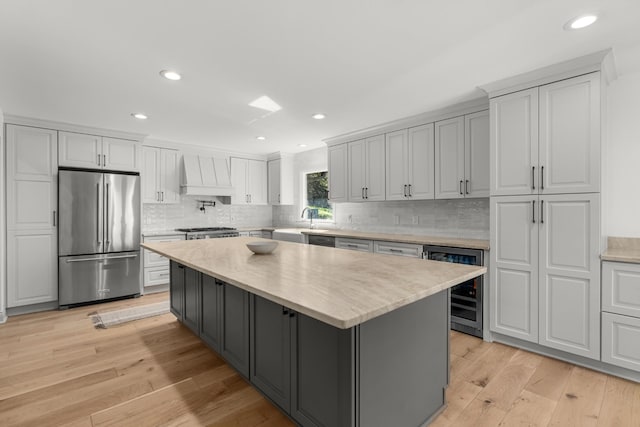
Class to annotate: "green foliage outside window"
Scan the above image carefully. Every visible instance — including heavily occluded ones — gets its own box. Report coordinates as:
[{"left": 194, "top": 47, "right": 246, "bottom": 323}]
[{"left": 306, "top": 171, "right": 332, "bottom": 220}]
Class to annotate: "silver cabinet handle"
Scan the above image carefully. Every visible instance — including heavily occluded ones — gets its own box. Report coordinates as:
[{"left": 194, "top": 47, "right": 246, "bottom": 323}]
[
  {"left": 389, "top": 248, "right": 402, "bottom": 253},
  {"left": 278, "top": 194, "right": 280, "bottom": 203},
  {"left": 540, "top": 199, "right": 544, "bottom": 224},
  {"left": 361, "top": 188, "right": 364, "bottom": 199},
  {"left": 96, "top": 183, "right": 101, "bottom": 245},
  {"left": 403, "top": 184, "right": 408, "bottom": 197},
  {"left": 161, "top": 191, "right": 164, "bottom": 202},
  {"left": 532, "top": 200, "right": 536, "bottom": 224},
  {"left": 365, "top": 187, "right": 369, "bottom": 199},
  {"left": 103, "top": 154, "right": 107, "bottom": 167},
  {"left": 347, "top": 244, "right": 358, "bottom": 248},
  {"left": 105, "top": 183, "right": 110, "bottom": 245},
  {"left": 97, "top": 154, "right": 101, "bottom": 166},
  {"left": 408, "top": 184, "right": 412, "bottom": 197},
  {"left": 540, "top": 166, "right": 544, "bottom": 190},
  {"left": 249, "top": 194, "right": 252, "bottom": 203},
  {"left": 459, "top": 180, "right": 463, "bottom": 195},
  {"left": 53, "top": 210, "right": 56, "bottom": 227},
  {"left": 532, "top": 166, "right": 535, "bottom": 190},
  {"left": 465, "top": 180, "right": 469, "bottom": 195}
]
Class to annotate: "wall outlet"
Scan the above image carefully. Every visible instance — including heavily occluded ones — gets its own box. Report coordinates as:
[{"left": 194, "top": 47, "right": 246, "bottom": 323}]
[
  {"left": 412, "top": 216, "right": 419, "bottom": 225},
  {"left": 393, "top": 215, "right": 400, "bottom": 225}
]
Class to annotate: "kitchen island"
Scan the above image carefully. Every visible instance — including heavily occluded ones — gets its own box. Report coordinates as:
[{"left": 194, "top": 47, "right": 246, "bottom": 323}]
[{"left": 142, "top": 237, "right": 486, "bottom": 427}]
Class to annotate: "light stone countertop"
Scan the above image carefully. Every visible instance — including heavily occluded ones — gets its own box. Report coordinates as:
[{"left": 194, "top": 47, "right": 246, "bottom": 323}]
[
  {"left": 142, "top": 236, "right": 486, "bottom": 329},
  {"left": 601, "top": 237, "right": 640, "bottom": 264},
  {"left": 300, "top": 229, "right": 490, "bottom": 250},
  {"left": 142, "top": 230, "right": 187, "bottom": 238}
]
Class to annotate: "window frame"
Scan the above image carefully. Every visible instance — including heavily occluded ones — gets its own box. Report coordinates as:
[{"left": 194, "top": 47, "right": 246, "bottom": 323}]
[{"left": 300, "top": 169, "right": 334, "bottom": 224}]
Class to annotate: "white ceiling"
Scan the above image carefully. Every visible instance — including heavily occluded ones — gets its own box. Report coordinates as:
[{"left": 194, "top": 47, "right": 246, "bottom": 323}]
[{"left": 1, "top": 0, "right": 639, "bottom": 155}]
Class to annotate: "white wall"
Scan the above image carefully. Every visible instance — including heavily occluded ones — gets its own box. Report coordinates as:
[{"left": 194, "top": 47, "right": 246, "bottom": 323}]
[{"left": 605, "top": 71, "right": 640, "bottom": 238}]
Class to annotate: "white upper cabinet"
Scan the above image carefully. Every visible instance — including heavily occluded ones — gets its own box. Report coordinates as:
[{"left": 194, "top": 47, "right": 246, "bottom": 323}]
[
  {"left": 6, "top": 124, "right": 58, "bottom": 307},
  {"left": 328, "top": 144, "right": 348, "bottom": 203},
  {"left": 268, "top": 156, "right": 294, "bottom": 205},
  {"left": 465, "top": 110, "right": 490, "bottom": 197},
  {"left": 348, "top": 135, "right": 385, "bottom": 201},
  {"left": 538, "top": 73, "right": 600, "bottom": 194},
  {"left": 490, "top": 73, "right": 600, "bottom": 196},
  {"left": 386, "top": 124, "right": 435, "bottom": 201},
  {"left": 59, "top": 131, "right": 140, "bottom": 172},
  {"left": 231, "top": 158, "right": 267, "bottom": 205},
  {"left": 142, "top": 146, "right": 180, "bottom": 204},
  {"left": 435, "top": 116, "right": 465, "bottom": 199},
  {"left": 435, "top": 113, "right": 488, "bottom": 200}
]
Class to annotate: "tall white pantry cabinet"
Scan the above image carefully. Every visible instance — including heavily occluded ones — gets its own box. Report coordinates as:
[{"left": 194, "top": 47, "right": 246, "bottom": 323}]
[{"left": 489, "top": 72, "right": 603, "bottom": 360}]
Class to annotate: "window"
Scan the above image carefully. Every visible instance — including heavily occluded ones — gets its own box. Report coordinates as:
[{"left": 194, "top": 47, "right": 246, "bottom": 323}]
[{"left": 303, "top": 171, "right": 333, "bottom": 220}]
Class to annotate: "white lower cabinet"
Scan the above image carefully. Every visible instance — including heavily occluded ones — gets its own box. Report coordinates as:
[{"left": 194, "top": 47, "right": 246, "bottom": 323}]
[
  {"left": 373, "top": 241, "right": 423, "bottom": 258},
  {"left": 490, "top": 193, "right": 600, "bottom": 359},
  {"left": 335, "top": 238, "right": 373, "bottom": 252},
  {"left": 601, "top": 261, "right": 640, "bottom": 372},
  {"left": 143, "top": 234, "right": 185, "bottom": 291}
]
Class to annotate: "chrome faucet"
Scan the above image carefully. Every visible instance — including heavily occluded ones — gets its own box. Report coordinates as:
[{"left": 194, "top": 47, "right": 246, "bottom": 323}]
[{"left": 301, "top": 207, "right": 314, "bottom": 229}]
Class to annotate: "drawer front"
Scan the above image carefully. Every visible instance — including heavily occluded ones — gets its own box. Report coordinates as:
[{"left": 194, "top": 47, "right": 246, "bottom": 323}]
[
  {"left": 374, "top": 241, "right": 423, "bottom": 258},
  {"left": 144, "top": 267, "right": 171, "bottom": 287},
  {"left": 602, "top": 261, "right": 640, "bottom": 317},
  {"left": 335, "top": 238, "right": 373, "bottom": 252},
  {"left": 143, "top": 235, "right": 185, "bottom": 268},
  {"left": 602, "top": 312, "right": 640, "bottom": 372},
  {"left": 261, "top": 231, "right": 272, "bottom": 239},
  {"left": 249, "top": 231, "right": 263, "bottom": 237}
]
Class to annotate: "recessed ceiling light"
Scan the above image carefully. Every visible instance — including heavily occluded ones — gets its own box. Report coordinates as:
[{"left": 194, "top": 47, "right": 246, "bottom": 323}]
[
  {"left": 160, "top": 70, "right": 181, "bottom": 81},
  {"left": 312, "top": 113, "right": 326, "bottom": 120},
  {"left": 131, "top": 113, "right": 148, "bottom": 120},
  {"left": 249, "top": 95, "right": 282, "bottom": 113},
  {"left": 298, "top": 144, "right": 307, "bottom": 148},
  {"left": 564, "top": 14, "right": 598, "bottom": 30},
  {"left": 256, "top": 136, "right": 266, "bottom": 141}
]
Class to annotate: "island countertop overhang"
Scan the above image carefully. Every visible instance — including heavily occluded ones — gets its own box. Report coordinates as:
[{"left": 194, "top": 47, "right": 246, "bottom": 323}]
[{"left": 142, "top": 237, "right": 486, "bottom": 329}]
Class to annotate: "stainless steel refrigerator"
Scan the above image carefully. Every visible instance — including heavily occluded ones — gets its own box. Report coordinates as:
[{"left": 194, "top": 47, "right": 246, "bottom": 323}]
[{"left": 58, "top": 169, "right": 141, "bottom": 306}]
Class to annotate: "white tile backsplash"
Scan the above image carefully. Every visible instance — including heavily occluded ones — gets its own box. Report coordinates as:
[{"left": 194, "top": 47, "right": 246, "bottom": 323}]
[
  {"left": 274, "top": 198, "right": 489, "bottom": 240},
  {"left": 142, "top": 196, "right": 272, "bottom": 232}
]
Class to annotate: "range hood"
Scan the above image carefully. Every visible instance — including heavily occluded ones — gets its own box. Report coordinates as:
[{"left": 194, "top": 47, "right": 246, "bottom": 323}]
[{"left": 181, "top": 154, "right": 235, "bottom": 199}]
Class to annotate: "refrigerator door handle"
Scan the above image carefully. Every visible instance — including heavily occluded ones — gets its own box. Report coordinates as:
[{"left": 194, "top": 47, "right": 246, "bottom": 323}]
[
  {"left": 105, "top": 253, "right": 138, "bottom": 260},
  {"left": 66, "top": 256, "right": 105, "bottom": 263},
  {"left": 105, "top": 183, "right": 110, "bottom": 245},
  {"left": 96, "top": 183, "right": 101, "bottom": 245}
]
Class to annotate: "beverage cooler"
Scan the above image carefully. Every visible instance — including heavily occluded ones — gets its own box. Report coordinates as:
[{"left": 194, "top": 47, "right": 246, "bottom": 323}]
[{"left": 424, "top": 245, "right": 484, "bottom": 338}]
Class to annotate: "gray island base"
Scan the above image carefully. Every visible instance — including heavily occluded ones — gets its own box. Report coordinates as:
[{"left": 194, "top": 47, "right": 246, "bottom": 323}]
[{"left": 143, "top": 237, "right": 486, "bottom": 427}]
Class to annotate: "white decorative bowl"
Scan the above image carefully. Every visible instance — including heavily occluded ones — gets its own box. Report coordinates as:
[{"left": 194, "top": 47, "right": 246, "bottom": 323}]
[{"left": 246, "top": 241, "right": 278, "bottom": 254}]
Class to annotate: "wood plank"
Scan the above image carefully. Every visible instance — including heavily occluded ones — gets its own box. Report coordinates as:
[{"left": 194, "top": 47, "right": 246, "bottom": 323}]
[
  {"left": 548, "top": 366, "right": 607, "bottom": 427},
  {"left": 450, "top": 331, "right": 492, "bottom": 361},
  {"left": 475, "top": 354, "right": 537, "bottom": 411},
  {"left": 498, "top": 389, "right": 557, "bottom": 426},
  {"left": 447, "top": 397, "right": 508, "bottom": 427},
  {"left": 455, "top": 342, "right": 518, "bottom": 388},
  {"left": 430, "top": 378, "right": 483, "bottom": 426},
  {"left": 597, "top": 376, "right": 640, "bottom": 427},
  {"left": 524, "top": 356, "right": 574, "bottom": 401}
]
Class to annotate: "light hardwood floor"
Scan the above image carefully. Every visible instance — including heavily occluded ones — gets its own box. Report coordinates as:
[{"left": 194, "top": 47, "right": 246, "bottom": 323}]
[{"left": 1, "top": 293, "right": 638, "bottom": 426}]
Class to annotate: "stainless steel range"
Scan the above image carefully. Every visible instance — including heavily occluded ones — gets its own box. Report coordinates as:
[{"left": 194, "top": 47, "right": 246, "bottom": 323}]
[{"left": 176, "top": 227, "right": 240, "bottom": 239}]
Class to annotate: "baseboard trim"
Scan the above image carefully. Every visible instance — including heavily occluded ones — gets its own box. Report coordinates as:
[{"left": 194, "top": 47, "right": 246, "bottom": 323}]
[
  {"left": 7, "top": 301, "right": 59, "bottom": 317},
  {"left": 492, "top": 332, "right": 640, "bottom": 383}
]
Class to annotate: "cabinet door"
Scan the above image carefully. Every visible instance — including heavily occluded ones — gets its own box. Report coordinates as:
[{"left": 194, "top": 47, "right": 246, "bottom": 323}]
[
  {"left": 602, "top": 262, "right": 640, "bottom": 318},
  {"left": 200, "top": 276, "right": 222, "bottom": 352},
  {"left": 231, "top": 158, "right": 248, "bottom": 204},
  {"left": 268, "top": 159, "right": 281, "bottom": 204},
  {"left": 170, "top": 262, "right": 185, "bottom": 321},
  {"left": 601, "top": 312, "right": 640, "bottom": 372},
  {"left": 538, "top": 193, "right": 600, "bottom": 359},
  {"left": 385, "top": 130, "right": 408, "bottom": 201},
  {"left": 490, "top": 196, "right": 538, "bottom": 343},
  {"left": 465, "top": 110, "right": 490, "bottom": 198},
  {"left": 103, "top": 137, "right": 139, "bottom": 172},
  {"left": 435, "top": 116, "right": 465, "bottom": 199},
  {"left": 490, "top": 88, "right": 538, "bottom": 196},
  {"left": 407, "top": 123, "right": 435, "bottom": 200},
  {"left": 250, "top": 295, "right": 291, "bottom": 411},
  {"left": 6, "top": 125, "right": 58, "bottom": 231},
  {"left": 364, "top": 134, "right": 385, "bottom": 201},
  {"left": 539, "top": 73, "right": 600, "bottom": 194},
  {"left": 221, "top": 284, "right": 250, "bottom": 377},
  {"left": 7, "top": 230, "right": 57, "bottom": 307},
  {"left": 183, "top": 267, "right": 200, "bottom": 334},
  {"left": 248, "top": 160, "right": 267, "bottom": 204},
  {"left": 291, "top": 312, "right": 354, "bottom": 427},
  {"left": 348, "top": 139, "right": 366, "bottom": 201},
  {"left": 59, "top": 131, "right": 102, "bottom": 169},
  {"left": 160, "top": 149, "right": 180, "bottom": 204},
  {"left": 328, "top": 144, "right": 348, "bottom": 202},
  {"left": 142, "top": 146, "right": 160, "bottom": 203}
]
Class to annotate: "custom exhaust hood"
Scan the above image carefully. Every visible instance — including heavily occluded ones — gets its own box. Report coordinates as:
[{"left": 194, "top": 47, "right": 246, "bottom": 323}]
[{"left": 181, "top": 154, "right": 234, "bottom": 201}]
